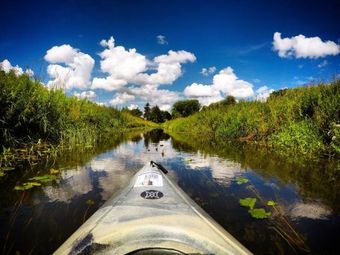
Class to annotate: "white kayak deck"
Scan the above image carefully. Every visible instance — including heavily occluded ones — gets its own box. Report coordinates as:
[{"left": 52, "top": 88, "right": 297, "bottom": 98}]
[{"left": 54, "top": 162, "right": 252, "bottom": 255}]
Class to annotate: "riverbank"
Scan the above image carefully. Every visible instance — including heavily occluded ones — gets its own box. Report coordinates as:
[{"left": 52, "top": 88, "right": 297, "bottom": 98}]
[
  {"left": 0, "top": 71, "right": 156, "bottom": 171},
  {"left": 163, "top": 80, "right": 340, "bottom": 157}
]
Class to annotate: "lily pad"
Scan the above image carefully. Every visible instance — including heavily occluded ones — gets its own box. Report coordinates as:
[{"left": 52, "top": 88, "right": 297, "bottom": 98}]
[
  {"left": 236, "top": 177, "right": 249, "bottom": 185},
  {"left": 0, "top": 171, "right": 5, "bottom": 177},
  {"left": 267, "top": 200, "right": 277, "bottom": 206},
  {"left": 249, "top": 208, "right": 271, "bottom": 219},
  {"left": 239, "top": 198, "right": 256, "bottom": 209}
]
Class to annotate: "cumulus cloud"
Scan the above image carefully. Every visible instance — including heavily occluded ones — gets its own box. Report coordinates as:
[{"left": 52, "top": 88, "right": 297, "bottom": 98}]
[
  {"left": 255, "top": 86, "right": 274, "bottom": 102},
  {"left": 94, "top": 37, "right": 195, "bottom": 89},
  {"left": 184, "top": 67, "right": 254, "bottom": 105},
  {"left": 45, "top": 45, "right": 95, "bottom": 89},
  {"left": 73, "top": 90, "right": 96, "bottom": 100},
  {"left": 128, "top": 104, "right": 139, "bottom": 110},
  {"left": 92, "top": 76, "right": 127, "bottom": 91},
  {"left": 0, "top": 59, "right": 33, "bottom": 76},
  {"left": 110, "top": 92, "right": 135, "bottom": 106},
  {"left": 98, "top": 37, "right": 147, "bottom": 82},
  {"left": 92, "top": 36, "right": 195, "bottom": 109},
  {"left": 273, "top": 32, "right": 340, "bottom": 58},
  {"left": 157, "top": 35, "right": 168, "bottom": 45},
  {"left": 201, "top": 66, "right": 216, "bottom": 76}
]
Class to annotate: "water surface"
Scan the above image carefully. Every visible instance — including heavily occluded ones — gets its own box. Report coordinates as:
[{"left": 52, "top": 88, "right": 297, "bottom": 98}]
[{"left": 0, "top": 129, "right": 339, "bottom": 254}]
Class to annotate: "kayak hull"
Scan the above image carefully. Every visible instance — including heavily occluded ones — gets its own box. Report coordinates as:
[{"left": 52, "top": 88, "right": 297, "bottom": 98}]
[{"left": 54, "top": 162, "right": 252, "bottom": 255}]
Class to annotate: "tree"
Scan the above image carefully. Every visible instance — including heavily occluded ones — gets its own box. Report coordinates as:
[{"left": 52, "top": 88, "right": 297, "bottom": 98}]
[
  {"left": 129, "top": 108, "right": 143, "bottom": 117},
  {"left": 162, "top": 111, "right": 172, "bottom": 121},
  {"left": 171, "top": 99, "right": 200, "bottom": 118},
  {"left": 144, "top": 105, "right": 172, "bottom": 123},
  {"left": 221, "top": 95, "right": 236, "bottom": 106},
  {"left": 149, "top": 105, "right": 163, "bottom": 123},
  {"left": 144, "top": 103, "right": 151, "bottom": 119}
]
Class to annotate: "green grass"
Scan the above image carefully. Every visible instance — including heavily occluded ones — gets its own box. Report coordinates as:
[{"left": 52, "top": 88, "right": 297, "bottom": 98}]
[
  {"left": 163, "top": 80, "right": 340, "bottom": 156},
  {"left": 0, "top": 70, "right": 156, "bottom": 148}
]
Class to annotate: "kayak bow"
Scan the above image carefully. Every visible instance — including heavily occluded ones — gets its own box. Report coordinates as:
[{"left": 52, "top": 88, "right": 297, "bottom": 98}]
[{"left": 54, "top": 161, "right": 252, "bottom": 255}]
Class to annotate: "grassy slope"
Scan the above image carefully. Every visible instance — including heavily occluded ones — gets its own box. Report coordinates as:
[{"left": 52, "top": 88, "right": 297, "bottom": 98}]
[
  {"left": 0, "top": 70, "right": 156, "bottom": 148},
  {"left": 163, "top": 80, "right": 340, "bottom": 156}
]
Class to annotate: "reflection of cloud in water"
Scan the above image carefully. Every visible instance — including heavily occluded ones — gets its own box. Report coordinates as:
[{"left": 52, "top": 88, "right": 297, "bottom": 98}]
[
  {"left": 185, "top": 153, "right": 244, "bottom": 184},
  {"left": 44, "top": 137, "right": 245, "bottom": 203},
  {"left": 90, "top": 157, "right": 125, "bottom": 172},
  {"left": 92, "top": 157, "right": 134, "bottom": 200},
  {"left": 44, "top": 167, "right": 93, "bottom": 203},
  {"left": 113, "top": 139, "right": 178, "bottom": 164},
  {"left": 289, "top": 202, "right": 331, "bottom": 220}
]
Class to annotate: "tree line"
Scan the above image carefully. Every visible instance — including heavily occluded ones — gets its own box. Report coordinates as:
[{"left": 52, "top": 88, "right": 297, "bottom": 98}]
[{"left": 123, "top": 99, "right": 202, "bottom": 123}]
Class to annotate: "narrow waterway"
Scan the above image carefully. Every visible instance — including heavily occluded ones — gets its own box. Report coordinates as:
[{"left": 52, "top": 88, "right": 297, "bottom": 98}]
[{"left": 0, "top": 129, "right": 339, "bottom": 254}]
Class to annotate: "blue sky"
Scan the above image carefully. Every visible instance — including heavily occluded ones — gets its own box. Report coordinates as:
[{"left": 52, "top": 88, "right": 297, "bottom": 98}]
[{"left": 1, "top": 0, "right": 339, "bottom": 110}]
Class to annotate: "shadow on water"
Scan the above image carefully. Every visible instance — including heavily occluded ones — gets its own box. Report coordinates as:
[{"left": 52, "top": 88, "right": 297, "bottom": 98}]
[{"left": 0, "top": 129, "right": 339, "bottom": 255}]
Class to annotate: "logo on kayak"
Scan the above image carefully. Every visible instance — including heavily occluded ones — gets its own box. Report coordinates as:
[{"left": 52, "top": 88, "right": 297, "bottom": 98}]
[{"left": 141, "top": 190, "right": 164, "bottom": 199}]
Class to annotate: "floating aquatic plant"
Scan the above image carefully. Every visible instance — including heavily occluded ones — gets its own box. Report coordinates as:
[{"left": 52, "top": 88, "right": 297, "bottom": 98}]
[
  {"left": 14, "top": 171, "right": 60, "bottom": 191},
  {"left": 239, "top": 197, "right": 256, "bottom": 209},
  {"left": 28, "top": 174, "right": 57, "bottom": 182},
  {"left": 236, "top": 177, "right": 249, "bottom": 185},
  {"left": 267, "top": 200, "right": 277, "bottom": 206},
  {"left": 14, "top": 182, "right": 41, "bottom": 190},
  {"left": 249, "top": 208, "right": 271, "bottom": 219}
]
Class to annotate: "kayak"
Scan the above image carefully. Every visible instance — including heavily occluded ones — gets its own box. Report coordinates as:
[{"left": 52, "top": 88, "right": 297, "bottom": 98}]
[{"left": 54, "top": 161, "right": 252, "bottom": 255}]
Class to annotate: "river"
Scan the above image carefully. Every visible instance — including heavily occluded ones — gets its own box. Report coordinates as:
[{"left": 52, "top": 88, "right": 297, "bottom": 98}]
[{"left": 0, "top": 129, "right": 339, "bottom": 254}]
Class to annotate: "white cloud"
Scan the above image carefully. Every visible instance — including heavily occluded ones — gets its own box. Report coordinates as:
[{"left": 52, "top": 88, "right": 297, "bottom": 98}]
[
  {"left": 273, "top": 32, "right": 340, "bottom": 58},
  {"left": 0, "top": 59, "right": 26, "bottom": 76},
  {"left": 154, "top": 50, "right": 196, "bottom": 64},
  {"left": 91, "top": 36, "right": 195, "bottom": 109},
  {"left": 110, "top": 92, "right": 135, "bottom": 105},
  {"left": 128, "top": 104, "right": 139, "bottom": 110},
  {"left": 184, "top": 83, "right": 221, "bottom": 98},
  {"left": 157, "top": 35, "right": 168, "bottom": 45},
  {"left": 201, "top": 66, "right": 216, "bottom": 76},
  {"left": 131, "top": 85, "right": 180, "bottom": 109},
  {"left": 73, "top": 90, "right": 96, "bottom": 100},
  {"left": 184, "top": 67, "right": 254, "bottom": 106},
  {"left": 98, "top": 36, "right": 147, "bottom": 82},
  {"left": 45, "top": 45, "right": 95, "bottom": 90},
  {"left": 92, "top": 76, "right": 127, "bottom": 91},
  {"left": 25, "top": 69, "right": 34, "bottom": 77},
  {"left": 317, "top": 60, "right": 328, "bottom": 68},
  {"left": 93, "top": 37, "right": 195, "bottom": 89},
  {"left": 255, "top": 86, "right": 274, "bottom": 102}
]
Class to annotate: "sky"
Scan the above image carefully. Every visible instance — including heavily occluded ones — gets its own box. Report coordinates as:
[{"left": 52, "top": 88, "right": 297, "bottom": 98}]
[{"left": 1, "top": 0, "right": 339, "bottom": 110}]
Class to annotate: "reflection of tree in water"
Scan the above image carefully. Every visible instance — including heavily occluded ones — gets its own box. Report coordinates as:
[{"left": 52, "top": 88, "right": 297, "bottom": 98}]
[
  {"left": 169, "top": 132, "right": 340, "bottom": 214},
  {"left": 143, "top": 129, "right": 170, "bottom": 148},
  {"left": 171, "top": 137, "right": 196, "bottom": 153},
  {"left": 130, "top": 133, "right": 143, "bottom": 143}
]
